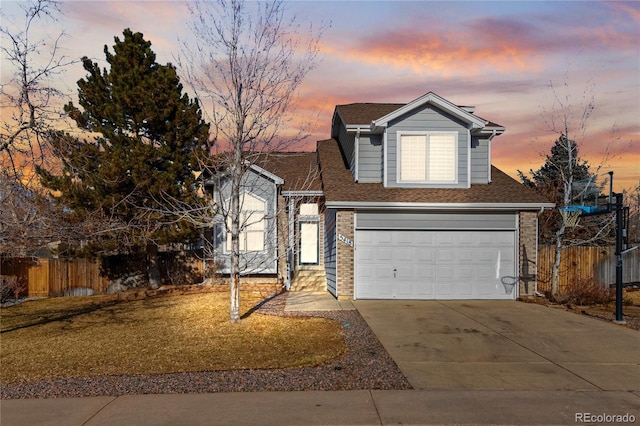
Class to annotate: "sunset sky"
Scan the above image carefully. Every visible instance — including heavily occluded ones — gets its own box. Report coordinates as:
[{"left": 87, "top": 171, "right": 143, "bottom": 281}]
[{"left": 2, "top": 0, "right": 638, "bottom": 191}]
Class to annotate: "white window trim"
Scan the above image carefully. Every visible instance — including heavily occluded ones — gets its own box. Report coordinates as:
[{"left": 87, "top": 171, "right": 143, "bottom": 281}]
[{"left": 396, "top": 131, "right": 458, "bottom": 184}]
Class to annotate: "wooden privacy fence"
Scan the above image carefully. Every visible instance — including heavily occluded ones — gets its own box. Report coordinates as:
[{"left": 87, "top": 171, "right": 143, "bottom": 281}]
[
  {"left": 1, "top": 258, "right": 109, "bottom": 297},
  {"left": 537, "top": 246, "right": 640, "bottom": 294},
  {"left": 1, "top": 252, "right": 204, "bottom": 298}
]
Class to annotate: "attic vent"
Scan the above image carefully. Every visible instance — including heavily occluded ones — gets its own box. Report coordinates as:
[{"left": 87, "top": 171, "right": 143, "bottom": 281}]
[{"left": 460, "top": 106, "right": 476, "bottom": 113}]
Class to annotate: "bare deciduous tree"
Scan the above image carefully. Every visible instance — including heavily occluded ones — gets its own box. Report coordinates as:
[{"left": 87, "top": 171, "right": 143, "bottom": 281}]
[
  {"left": 521, "top": 79, "right": 617, "bottom": 299},
  {"left": 0, "top": 0, "right": 77, "bottom": 182},
  {"left": 177, "top": 0, "right": 324, "bottom": 322},
  {"left": 0, "top": 0, "right": 80, "bottom": 259}
]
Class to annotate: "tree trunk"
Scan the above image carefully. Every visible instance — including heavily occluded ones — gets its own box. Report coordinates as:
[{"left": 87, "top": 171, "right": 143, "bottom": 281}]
[
  {"left": 229, "top": 161, "right": 242, "bottom": 323},
  {"left": 550, "top": 222, "right": 565, "bottom": 301},
  {"left": 148, "top": 242, "right": 161, "bottom": 289}
]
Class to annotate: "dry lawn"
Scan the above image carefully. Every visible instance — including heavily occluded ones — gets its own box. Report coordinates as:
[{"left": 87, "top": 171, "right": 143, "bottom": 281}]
[
  {"left": 576, "top": 288, "right": 640, "bottom": 330},
  {"left": 0, "top": 291, "right": 346, "bottom": 384},
  {"left": 526, "top": 288, "right": 640, "bottom": 331}
]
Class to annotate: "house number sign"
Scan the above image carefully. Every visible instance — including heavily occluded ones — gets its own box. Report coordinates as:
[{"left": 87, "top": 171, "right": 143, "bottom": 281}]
[{"left": 338, "top": 234, "right": 353, "bottom": 247}]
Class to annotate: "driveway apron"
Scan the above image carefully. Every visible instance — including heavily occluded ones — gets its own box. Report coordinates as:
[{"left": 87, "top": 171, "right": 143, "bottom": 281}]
[{"left": 353, "top": 300, "right": 640, "bottom": 391}]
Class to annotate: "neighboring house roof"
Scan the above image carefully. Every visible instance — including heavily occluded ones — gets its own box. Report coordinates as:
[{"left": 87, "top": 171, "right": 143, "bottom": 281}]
[
  {"left": 202, "top": 152, "right": 322, "bottom": 194},
  {"left": 256, "top": 152, "right": 323, "bottom": 193},
  {"left": 317, "top": 139, "right": 553, "bottom": 209}
]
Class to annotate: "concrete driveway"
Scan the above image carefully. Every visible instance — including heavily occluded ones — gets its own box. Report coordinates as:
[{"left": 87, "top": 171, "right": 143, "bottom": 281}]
[{"left": 354, "top": 300, "right": 640, "bottom": 391}]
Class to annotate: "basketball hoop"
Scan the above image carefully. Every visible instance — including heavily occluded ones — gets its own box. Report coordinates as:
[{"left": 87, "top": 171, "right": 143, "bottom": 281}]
[
  {"left": 500, "top": 276, "right": 518, "bottom": 295},
  {"left": 559, "top": 206, "right": 582, "bottom": 228}
]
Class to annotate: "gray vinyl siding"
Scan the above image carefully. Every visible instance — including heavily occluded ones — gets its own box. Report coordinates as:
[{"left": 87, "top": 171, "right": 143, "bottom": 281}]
[
  {"left": 386, "top": 104, "right": 468, "bottom": 188},
  {"left": 471, "top": 136, "right": 490, "bottom": 183},
  {"left": 337, "top": 123, "right": 356, "bottom": 176},
  {"left": 213, "top": 169, "right": 279, "bottom": 274},
  {"left": 324, "top": 208, "right": 337, "bottom": 296},
  {"left": 356, "top": 211, "right": 517, "bottom": 231},
  {"left": 357, "top": 133, "right": 382, "bottom": 182}
]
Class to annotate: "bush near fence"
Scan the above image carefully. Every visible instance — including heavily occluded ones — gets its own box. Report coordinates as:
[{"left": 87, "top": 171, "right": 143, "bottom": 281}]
[
  {"left": 537, "top": 245, "right": 640, "bottom": 294},
  {"left": 0, "top": 251, "right": 206, "bottom": 298}
]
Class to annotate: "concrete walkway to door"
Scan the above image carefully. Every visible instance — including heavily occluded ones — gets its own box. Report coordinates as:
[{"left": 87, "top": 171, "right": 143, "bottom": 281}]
[{"left": 353, "top": 300, "right": 640, "bottom": 391}]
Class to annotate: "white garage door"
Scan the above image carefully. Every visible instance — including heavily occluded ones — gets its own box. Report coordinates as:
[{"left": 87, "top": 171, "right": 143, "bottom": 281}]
[{"left": 355, "top": 230, "right": 516, "bottom": 300}]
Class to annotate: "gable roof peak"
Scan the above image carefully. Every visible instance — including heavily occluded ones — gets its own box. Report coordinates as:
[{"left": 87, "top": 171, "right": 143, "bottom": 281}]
[{"left": 371, "top": 91, "right": 486, "bottom": 131}]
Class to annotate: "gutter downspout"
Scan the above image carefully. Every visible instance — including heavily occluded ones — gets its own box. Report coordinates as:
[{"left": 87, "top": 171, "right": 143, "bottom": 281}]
[
  {"left": 534, "top": 206, "right": 545, "bottom": 297},
  {"left": 487, "top": 129, "right": 497, "bottom": 183},
  {"left": 354, "top": 128, "right": 360, "bottom": 182},
  {"left": 285, "top": 197, "right": 295, "bottom": 290}
]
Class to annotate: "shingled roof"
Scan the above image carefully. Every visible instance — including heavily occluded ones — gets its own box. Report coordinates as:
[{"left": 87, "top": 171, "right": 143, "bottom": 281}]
[
  {"left": 335, "top": 103, "right": 404, "bottom": 125},
  {"left": 256, "top": 152, "right": 322, "bottom": 193},
  {"left": 317, "top": 139, "right": 552, "bottom": 207},
  {"left": 335, "top": 102, "right": 503, "bottom": 128}
]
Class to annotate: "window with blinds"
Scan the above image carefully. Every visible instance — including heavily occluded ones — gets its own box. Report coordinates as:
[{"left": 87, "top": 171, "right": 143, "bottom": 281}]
[{"left": 398, "top": 132, "right": 457, "bottom": 183}]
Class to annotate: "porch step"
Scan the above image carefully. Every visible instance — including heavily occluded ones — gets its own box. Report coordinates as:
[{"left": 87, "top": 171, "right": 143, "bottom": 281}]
[{"left": 289, "top": 269, "right": 327, "bottom": 292}]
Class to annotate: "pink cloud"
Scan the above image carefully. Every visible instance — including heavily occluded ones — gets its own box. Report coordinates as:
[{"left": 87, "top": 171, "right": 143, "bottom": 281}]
[{"left": 324, "top": 29, "right": 539, "bottom": 76}]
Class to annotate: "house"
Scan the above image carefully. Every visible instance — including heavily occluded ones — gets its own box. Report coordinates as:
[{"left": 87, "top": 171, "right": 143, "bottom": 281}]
[
  {"left": 209, "top": 91, "right": 554, "bottom": 300},
  {"left": 206, "top": 152, "right": 324, "bottom": 285}
]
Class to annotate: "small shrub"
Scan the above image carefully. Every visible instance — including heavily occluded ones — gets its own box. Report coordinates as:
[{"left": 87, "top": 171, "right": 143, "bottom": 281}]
[
  {"left": 0, "top": 275, "right": 26, "bottom": 303},
  {"left": 563, "top": 278, "right": 614, "bottom": 306}
]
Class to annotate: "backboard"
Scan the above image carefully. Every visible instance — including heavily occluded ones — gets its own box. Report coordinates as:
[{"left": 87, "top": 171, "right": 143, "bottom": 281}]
[{"left": 568, "top": 172, "right": 613, "bottom": 216}]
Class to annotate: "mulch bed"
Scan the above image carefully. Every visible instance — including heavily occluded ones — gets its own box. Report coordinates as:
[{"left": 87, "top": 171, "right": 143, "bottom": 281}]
[{"left": 1, "top": 292, "right": 412, "bottom": 399}]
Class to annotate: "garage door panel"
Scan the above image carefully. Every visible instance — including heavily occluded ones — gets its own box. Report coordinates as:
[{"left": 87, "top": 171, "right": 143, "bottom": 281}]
[
  {"left": 476, "top": 233, "right": 495, "bottom": 246},
  {"left": 476, "top": 265, "right": 494, "bottom": 280},
  {"left": 436, "top": 232, "right": 455, "bottom": 246},
  {"left": 416, "top": 248, "right": 436, "bottom": 262},
  {"left": 437, "top": 249, "right": 455, "bottom": 263},
  {"left": 375, "top": 265, "right": 395, "bottom": 280},
  {"left": 394, "top": 231, "right": 413, "bottom": 245},
  {"left": 377, "top": 232, "right": 393, "bottom": 244},
  {"left": 458, "top": 249, "right": 474, "bottom": 263},
  {"left": 377, "top": 247, "right": 394, "bottom": 261},
  {"left": 396, "top": 248, "right": 414, "bottom": 263},
  {"left": 456, "top": 232, "right": 474, "bottom": 245},
  {"left": 355, "top": 230, "right": 516, "bottom": 300},
  {"left": 415, "top": 232, "right": 436, "bottom": 245}
]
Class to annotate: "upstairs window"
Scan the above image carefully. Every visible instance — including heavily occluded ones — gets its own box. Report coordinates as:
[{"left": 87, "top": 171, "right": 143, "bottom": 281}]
[
  {"left": 398, "top": 132, "right": 457, "bottom": 183},
  {"left": 226, "top": 193, "right": 265, "bottom": 252}
]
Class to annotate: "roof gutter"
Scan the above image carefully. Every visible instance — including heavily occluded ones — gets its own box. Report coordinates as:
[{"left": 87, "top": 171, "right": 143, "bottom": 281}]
[
  {"left": 324, "top": 201, "right": 555, "bottom": 210},
  {"left": 282, "top": 190, "right": 324, "bottom": 197}
]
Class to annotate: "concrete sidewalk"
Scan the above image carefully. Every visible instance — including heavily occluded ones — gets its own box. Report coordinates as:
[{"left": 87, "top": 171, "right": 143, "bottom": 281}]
[
  {"left": 284, "top": 291, "right": 355, "bottom": 311},
  {"left": 3, "top": 389, "right": 639, "bottom": 425}
]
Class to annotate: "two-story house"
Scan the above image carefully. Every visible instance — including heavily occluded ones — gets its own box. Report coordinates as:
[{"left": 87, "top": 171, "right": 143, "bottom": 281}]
[{"left": 209, "top": 91, "right": 553, "bottom": 300}]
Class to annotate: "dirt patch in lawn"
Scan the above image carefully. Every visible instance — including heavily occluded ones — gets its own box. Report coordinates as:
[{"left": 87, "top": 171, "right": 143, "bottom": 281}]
[{"left": 1, "top": 287, "right": 346, "bottom": 385}]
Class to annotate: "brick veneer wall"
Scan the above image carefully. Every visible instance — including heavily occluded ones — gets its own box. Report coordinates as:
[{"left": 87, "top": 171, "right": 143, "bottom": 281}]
[
  {"left": 336, "top": 210, "right": 354, "bottom": 299},
  {"left": 519, "top": 211, "right": 538, "bottom": 297}
]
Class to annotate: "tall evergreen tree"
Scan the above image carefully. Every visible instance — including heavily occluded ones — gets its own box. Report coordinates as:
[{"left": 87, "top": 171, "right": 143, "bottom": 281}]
[
  {"left": 519, "top": 134, "right": 593, "bottom": 243},
  {"left": 37, "top": 29, "right": 210, "bottom": 288}
]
